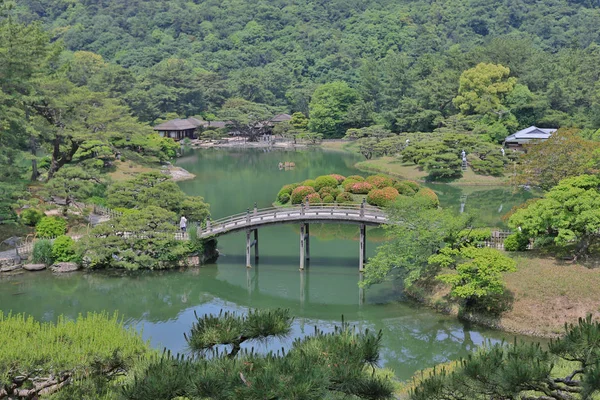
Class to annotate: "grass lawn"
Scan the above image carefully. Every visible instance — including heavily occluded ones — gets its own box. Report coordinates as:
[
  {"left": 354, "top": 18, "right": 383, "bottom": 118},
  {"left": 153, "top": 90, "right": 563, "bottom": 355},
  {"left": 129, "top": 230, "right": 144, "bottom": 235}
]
[
  {"left": 355, "top": 157, "right": 509, "bottom": 186},
  {"left": 411, "top": 251, "right": 600, "bottom": 338},
  {"left": 501, "top": 252, "right": 600, "bottom": 337},
  {"left": 320, "top": 140, "right": 360, "bottom": 153},
  {"left": 108, "top": 159, "right": 155, "bottom": 182}
]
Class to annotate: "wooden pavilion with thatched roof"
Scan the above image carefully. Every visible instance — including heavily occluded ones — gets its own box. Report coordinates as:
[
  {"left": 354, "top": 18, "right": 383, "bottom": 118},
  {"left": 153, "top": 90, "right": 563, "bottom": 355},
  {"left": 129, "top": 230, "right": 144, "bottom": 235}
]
[{"left": 153, "top": 118, "right": 204, "bottom": 141}]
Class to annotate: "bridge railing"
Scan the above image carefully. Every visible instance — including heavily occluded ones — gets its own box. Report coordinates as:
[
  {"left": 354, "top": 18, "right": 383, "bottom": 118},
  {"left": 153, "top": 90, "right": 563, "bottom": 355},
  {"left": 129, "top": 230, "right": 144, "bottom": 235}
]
[{"left": 200, "top": 204, "right": 387, "bottom": 235}]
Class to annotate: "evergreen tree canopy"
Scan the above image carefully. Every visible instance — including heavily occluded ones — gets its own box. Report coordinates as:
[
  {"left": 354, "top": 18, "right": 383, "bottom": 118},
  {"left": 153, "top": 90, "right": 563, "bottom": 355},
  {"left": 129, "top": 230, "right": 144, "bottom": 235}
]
[{"left": 123, "top": 309, "right": 395, "bottom": 400}]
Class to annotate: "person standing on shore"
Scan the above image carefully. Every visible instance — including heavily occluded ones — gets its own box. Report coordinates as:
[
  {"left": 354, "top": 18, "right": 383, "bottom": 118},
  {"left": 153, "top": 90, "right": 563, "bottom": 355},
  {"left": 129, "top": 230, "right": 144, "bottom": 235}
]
[{"left": 180, "top": 215, "right": 188, "bottom": 232}]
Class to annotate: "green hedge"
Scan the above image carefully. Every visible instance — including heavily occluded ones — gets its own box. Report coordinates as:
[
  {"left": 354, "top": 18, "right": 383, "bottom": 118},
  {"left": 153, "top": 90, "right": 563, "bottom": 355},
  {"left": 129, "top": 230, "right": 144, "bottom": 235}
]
[
  {"left": 504, "top": 233, "right": 529, "bottom": 251},
  {"left": 366, "top": 174, "right": 393, "bottom": 189},
  {"left": 322, "top": 194, "right": 334, "bottom": 203},
  {"left": 52, "top": 235, "right": 78, "bottom": 262},
  {"left": 366, "top": 187, "right": 400, "bottom": 207},
  {"left": 394, "top": 182, "right": 416, "bottom": 196},
  {"left": 20, "top": 209, "right": 44, "bottom": 226},
  {"left": 306, "top": 193, "right": 322, "bottom": 204},
  {"left": 291, "top": 186, "right": 316, "bottom": 204},
  {"left": 349, "top": 182, "right": 374, "bottom": 194},
  {"left": 314, "top": 175, "right": 338, "bottom": 192},
  {"left": 36, "top": 216, "right": 67, "bottom": 238},
  {"left": 277, "top": 183, "right": 299, "bottom": 203},
  {"left": 415, "top": 187, "right": 439, "bottom": 208},
  {"left": 336, "top": 192, "right": 354, "bottom": 203}
]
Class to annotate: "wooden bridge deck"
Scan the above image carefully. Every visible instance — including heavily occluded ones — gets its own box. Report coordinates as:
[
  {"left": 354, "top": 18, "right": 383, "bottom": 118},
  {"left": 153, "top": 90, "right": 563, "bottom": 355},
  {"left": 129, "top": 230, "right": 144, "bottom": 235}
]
[{"left": 198, "top": 204, "right": 388, "bottom": 238}]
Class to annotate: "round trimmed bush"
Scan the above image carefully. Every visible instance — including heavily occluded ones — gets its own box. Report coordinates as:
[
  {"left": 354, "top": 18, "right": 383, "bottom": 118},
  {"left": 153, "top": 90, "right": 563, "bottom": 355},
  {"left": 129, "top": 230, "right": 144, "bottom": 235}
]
[
  {"left": 366, "top": 174, "right": 393, "bottom": 189},
  {"left": 277, "top": 183, "right": 299, "bottom": 202},
  {"left": 291, "top": 186, "right": 316, "bottom": 204},
  {"left": 319, "top": 186, "right": 341, "bottom": 198},
  {"left": 394, "top": 182, "right": 416, "bottom": 196},
  {"left": 322, "top": 195, "right": 335, "bottom": 203},
  {"left": 329, "top": 174, "right": 346, "bottom": 184},
  {"left": 306, "top": 192, "right": 321, "bottom": 204},
  {"left": 20, "top": 208, "right": 44, "bottom": 226},
  {"left": 342, "top": 178, "right": 360, "bottom": 191},
  {"left": 279, "top": 193, "right": 291, "bottom": 204},
  {"left": 314, "top": 175, "right": 338, "bottom": 192},
  {"left": 367, "top": 187, "right": 400, "bottom": 207},
  {"left": 36, "top": 216, "right": 67, "bottom": 238},
  {"left": 349, "top": 182, "right": 374, "bottom": 194},
  {"left": 404, "top": 181, "right": 420, "bottom": 192},
  {"left": 415, "top": 187, "right": 439, "bottom": 208},
  {"left": 336, "top": 192, "right": 354, "bottom": 203},
  {"left": 301, "top": 179, "right": 316, "bottom": 188},
  {"left": 504, "top": 233, "right": 529, "bottom": 251},
  {"left": 52, "top": 235, "right": 78, "bottom": 262},
  {"left": 347, "top": 175, "right": 364, "bottom": 182}
]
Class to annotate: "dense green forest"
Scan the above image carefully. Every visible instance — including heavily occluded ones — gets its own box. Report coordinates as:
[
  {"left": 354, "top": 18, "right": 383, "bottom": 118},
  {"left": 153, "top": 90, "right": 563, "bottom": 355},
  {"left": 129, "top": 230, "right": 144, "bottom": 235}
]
[{"left": 13, "top": 0, "right": 600, "bottom": 134}]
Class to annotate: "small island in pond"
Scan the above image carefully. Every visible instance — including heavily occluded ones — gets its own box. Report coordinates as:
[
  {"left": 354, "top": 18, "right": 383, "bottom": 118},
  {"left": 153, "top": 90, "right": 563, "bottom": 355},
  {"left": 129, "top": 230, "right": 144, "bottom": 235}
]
[{"left": 275, "top": 173, "right": 439, "bottom": 208}]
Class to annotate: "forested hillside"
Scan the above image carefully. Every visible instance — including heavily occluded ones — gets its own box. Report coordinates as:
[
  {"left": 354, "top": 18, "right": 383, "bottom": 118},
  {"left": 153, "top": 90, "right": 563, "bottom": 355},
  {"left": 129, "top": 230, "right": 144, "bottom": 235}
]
[{"left": 13, "top": 0, "right": 600, "bottom": 132}]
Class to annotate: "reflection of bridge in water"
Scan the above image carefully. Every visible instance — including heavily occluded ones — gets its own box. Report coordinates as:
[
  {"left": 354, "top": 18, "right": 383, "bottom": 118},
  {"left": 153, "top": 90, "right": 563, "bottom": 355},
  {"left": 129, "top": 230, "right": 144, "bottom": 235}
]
[{"left": 198, "top": 202, "right": 388, "bottom": 270}]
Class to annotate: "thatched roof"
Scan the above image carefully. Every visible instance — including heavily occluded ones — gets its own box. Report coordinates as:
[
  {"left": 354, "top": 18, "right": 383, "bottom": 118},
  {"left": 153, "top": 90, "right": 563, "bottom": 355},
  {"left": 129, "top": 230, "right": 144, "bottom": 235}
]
[
  {"left": 270, "top": 113, "right": 292, "bottom": 123},
  {"left": 153, "top": 119, "right": 198, "bottom": 131}
]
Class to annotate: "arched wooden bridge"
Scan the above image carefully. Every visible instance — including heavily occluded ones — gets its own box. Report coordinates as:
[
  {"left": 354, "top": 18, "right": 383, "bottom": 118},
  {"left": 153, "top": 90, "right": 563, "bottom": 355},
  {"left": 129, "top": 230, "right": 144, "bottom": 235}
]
[{"left": 198, "top": 202, "right": 388, "bottom": 271}]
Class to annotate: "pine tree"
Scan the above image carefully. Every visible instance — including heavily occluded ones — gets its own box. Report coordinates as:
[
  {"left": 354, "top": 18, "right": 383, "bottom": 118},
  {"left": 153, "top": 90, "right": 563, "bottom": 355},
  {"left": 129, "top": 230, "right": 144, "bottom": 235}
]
[
  {"left": 411, "top": 315, "right": 600, "bottom": 400},
  {"left": 123, "top": 309, "right": 395, "bottom": 399}
]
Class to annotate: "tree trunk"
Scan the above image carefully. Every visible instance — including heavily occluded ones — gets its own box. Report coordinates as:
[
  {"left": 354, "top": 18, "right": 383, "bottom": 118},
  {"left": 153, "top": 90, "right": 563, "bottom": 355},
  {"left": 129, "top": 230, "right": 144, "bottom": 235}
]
[
  {"left": 574, "top": 234, "right": 595, "bottom": 260},
  {"left": 47, "top": 137, "right": 79, "bottom": 181}
]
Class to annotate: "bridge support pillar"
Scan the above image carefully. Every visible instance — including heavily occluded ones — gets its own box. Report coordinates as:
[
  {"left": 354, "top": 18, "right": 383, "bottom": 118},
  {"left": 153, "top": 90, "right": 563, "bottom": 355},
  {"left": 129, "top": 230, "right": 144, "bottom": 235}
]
[
  {"left": 246, "top": 229, "right": 259, "bottom": 268},
  {"left": 254, "top": 229, "right": 259, "bottom": 260},
  {"left": 305, "top": 224, "right": 310, "bottom": 260},
  {"left": 246, "top": 230, "right": 252, "bottom": 268},
  {"left": 299, "top": 223, "right": 306, "bottom": 270},
  {"left": 359, "top": 224, "right": 366, "bottom": 272}
]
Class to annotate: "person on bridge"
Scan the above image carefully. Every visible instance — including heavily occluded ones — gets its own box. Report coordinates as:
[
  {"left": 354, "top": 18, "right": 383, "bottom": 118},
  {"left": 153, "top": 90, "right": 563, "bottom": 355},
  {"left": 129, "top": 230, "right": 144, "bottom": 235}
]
[{"left": 179, "top": 215, "right": 188, "bottom": 232}]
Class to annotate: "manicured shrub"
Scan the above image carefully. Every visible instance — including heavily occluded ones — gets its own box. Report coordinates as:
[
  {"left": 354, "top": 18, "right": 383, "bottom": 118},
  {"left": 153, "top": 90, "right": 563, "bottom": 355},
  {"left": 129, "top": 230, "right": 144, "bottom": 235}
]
[
  {"left": 504, "top": 233, "right": 529, "bottom": 251},
  {"left": 314, "top": 175, "right": 338, "bottom": 192},
  {"left": 404, "top": 181, "right": 420, "bottom": 192},
  {"left": 277, "top": 184, "right": 299, "bottom": 202},
  {"left": 87, "top": 196, "right": 108, "bottom": 207},
  {"left": 336, "top": 192, "right": 354, "bottom": 203},
  {"left": 322, "top": 195, "right": 335, "bottom": 203},
  {"left": 291, "top": 186, "right": 316, "bottom": 204},
  {"left": 306, "top": 193, "right": 321, "bottom": 204},
  {"left": 329, "top": 174, "right": 346, "bottom": 184},
  {"left": 36, "top": 216, "right": 67, "bottom": 238},
  {"left": 415, "top": 187, "right": 439, "bottom": 208},
  {"left": 342, "top": 178, "right": 360, "bottom": 191},
  {"left": 349, "top": 182, "right": 374, "bottom": 194},
  {"left": 366, "top": 187, "right": 400, "bottom": 207},
  {"left": 394, "top": 182, "right": 416, "bottom": 196},
  {"left": 301, "top": 179, "right": 316, "bottom": 188},
  {"left": 279, "top": 193, "right": 290, "bottom": 204},
  {"left": 32, "top": 239, "right": 54, "bottom": 265},
  {"left": 366, "top": 174, "right": 393, "bottom": 189},
  {"left": 52, "top": 235, "right": 78, "bottom": 262},
  {"left": 20, "top": 208, "right": 44, "bottom": 226},
  {"left": 347, "top": 175, "right": 364, "bottom": 182},
  {"left": 459, "top": 228, "right": 492, "bottom": 245},
  {"left": 319, "top": 186, "right": 341, "bottom": 198}
]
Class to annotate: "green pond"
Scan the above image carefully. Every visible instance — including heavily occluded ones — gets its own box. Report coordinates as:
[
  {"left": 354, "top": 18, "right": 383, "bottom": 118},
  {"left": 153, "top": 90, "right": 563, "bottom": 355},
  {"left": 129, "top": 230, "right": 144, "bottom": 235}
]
[{"left": 0, "top": 148, "right": 536, "bottom": 380}]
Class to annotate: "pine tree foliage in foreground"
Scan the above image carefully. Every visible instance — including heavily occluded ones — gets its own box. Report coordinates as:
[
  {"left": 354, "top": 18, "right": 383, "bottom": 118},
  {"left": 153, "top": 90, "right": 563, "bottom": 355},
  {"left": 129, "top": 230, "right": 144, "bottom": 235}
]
[
  {"left": 411, "top": 315, "right": 600, "bottom": 400},
  {"left": 123, "top": 309, "right": 394, "bottom": 400}
]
